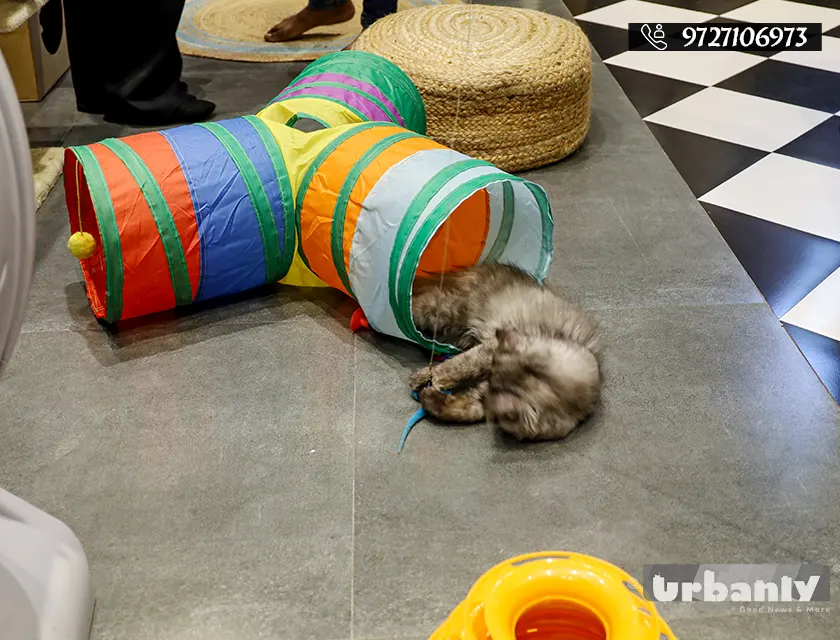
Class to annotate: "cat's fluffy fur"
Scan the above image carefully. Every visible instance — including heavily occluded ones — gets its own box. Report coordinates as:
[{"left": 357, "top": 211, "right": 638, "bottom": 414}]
[{"left": 409, "top": 263, "right": 601, "bottom": 441}]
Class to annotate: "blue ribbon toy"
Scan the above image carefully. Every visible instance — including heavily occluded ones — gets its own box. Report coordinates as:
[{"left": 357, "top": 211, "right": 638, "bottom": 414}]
[{"left": 399, "top": 356, "right": 452, "bottom": 453}]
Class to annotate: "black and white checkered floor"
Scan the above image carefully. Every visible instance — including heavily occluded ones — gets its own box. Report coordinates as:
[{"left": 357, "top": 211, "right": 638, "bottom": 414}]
[{"left": 568, "top": 0, "right": 840, "bottom": 403}]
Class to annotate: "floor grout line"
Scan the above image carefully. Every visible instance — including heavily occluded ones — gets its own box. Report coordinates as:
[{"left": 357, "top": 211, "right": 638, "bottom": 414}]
[
  {"left": 608, "top": 198, "right": 650, "bottom": 267},
  {"left": 16, "top": 300, "right": 782, "bottom": 336},
  {"left": 350, "top": 332, "right": 358, "bottom": 639},
  {"left": 59, "top": 113, "right": 83, "bottom": 147}
]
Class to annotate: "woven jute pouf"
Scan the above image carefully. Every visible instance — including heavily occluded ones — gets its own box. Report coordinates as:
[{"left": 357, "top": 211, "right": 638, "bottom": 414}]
[{"left": 351, "top": 5, "right": 591, "bottom": 172}]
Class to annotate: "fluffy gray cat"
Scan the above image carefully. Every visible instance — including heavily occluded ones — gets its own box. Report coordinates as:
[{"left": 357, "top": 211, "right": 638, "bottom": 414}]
[{"left": 409, "top": 263, "right": 601, "bottom": 441}]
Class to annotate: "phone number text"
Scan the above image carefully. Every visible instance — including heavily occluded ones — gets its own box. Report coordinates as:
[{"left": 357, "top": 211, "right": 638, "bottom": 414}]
[{"left": 628, "top": 23, "right": 822, "bottom": 52}]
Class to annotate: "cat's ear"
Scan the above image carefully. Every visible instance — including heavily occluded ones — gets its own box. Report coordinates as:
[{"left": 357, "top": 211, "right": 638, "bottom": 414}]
[{"left": 495, "top": 328, "right": 524, "bottom": 352}]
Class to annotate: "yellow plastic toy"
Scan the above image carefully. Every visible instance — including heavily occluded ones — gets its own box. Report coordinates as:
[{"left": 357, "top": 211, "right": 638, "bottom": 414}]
[{"left": 430, "top": 552, "right": 677, "bottom": 640}]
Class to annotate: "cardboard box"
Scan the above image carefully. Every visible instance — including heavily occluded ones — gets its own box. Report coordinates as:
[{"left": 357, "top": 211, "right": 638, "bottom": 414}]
[{"left": 0, "top": 3, "right": 69, "bottom": 102}]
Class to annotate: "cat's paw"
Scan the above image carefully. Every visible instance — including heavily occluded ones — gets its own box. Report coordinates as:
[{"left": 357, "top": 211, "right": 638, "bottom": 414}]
[
  {"left": 418, "top": 386, "right": 448, "bottom": 418},
  {"left": 408, "top": 366, "right": 433, "bottom": 392},
  {"left": 419, "top": 386, "right": 486, "bottom": 423}
]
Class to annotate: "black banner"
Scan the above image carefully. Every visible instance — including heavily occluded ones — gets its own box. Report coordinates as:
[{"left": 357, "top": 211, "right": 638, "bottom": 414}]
[{"left": 628, "top": 23, "right": 822, "bottom": 53}]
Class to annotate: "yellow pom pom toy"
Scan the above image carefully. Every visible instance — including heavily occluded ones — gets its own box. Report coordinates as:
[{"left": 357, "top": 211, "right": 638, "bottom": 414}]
[{"left": 68, "top": 232, "right": 96, "bottom": 260}]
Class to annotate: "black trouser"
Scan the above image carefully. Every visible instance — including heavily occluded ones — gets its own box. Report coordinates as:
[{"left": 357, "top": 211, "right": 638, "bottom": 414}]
[
  {"left": 62, "top": 0, "right": 186, "bottom": 113},
  {"left": 309, "top": 0, "right": 397, "bottom": 29}
]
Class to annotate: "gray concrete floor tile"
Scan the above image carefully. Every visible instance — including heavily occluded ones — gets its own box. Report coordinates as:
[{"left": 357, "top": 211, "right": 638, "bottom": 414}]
[
  {"left": 21, "top": 81, "right": 79, "bottom": 130},
  {"left": 21, "top": 75, "right": 78, "bottom": 147},
  {"left": 1, "top": 322, "right": 355, "bottom": 640},
  {"left": 531, "top": 69, "right": 763, "bottom": 310},
  {"left": 349, "top": 304, "right": 840, "bottom": 638},
  {"left": 666, "top": 603, "right": 837, "bottom": 639},
  {"left": 547, "top": 191, "right": 764, "bottom": 310}
]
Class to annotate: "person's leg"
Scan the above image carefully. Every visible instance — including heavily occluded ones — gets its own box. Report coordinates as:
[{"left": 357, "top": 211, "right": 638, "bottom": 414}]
[
  {"left": 62, "top": 0, "right": 113, "bottom": 113},
  {"left": 265, "top": 0, "right": 355, "bottom": 43},
  {"left": 63, "top": 0, "right": 214, "bottom": 125},
  {"left": 360, "top": 0, "right": 397, "bottom": 29}
]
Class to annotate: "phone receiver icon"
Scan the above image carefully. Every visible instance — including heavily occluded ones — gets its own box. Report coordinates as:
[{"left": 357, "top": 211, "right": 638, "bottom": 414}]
[{"left": 641, "top": 23, "right": 668, "bottom": 50}]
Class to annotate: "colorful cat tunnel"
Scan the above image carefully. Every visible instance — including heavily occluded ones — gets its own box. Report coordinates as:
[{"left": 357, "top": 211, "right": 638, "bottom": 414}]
[
  {"left": 431, "top": 552, "right": 678, "bottom": 640},
  {"left": 261, "top": 51, "right": 426, "bottom": 134},
  {"left": 65, "top": 119, "right": 552, "bottom": 348},
  {"left": 64, "top": 52, "right": 552, "bottom": 351}
]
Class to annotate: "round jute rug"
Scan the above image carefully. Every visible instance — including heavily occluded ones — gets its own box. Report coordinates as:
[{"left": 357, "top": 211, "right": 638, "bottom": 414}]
[{"left": 177, "top": 0, "right": 460, "bottom": 63}]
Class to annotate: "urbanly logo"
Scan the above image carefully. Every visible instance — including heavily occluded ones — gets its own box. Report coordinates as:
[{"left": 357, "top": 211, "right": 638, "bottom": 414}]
[{"left": 643, "top": 564, "right": 830, "bottom": 603}]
